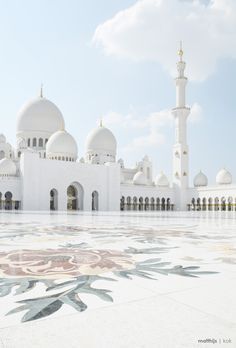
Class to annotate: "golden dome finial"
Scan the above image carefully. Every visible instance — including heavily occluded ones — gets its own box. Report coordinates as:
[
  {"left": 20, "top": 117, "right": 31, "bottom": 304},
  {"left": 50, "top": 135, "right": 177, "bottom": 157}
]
[
  {"left": 100, "top": 118, "right": 103, "bottom": 127},
  {"left": 178, "top": 40, "right": 183, "bottom": 61}
]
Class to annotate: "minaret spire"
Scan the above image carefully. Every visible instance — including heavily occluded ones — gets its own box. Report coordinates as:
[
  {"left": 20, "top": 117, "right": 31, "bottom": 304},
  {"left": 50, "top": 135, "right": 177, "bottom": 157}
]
[
  {"left": 172, "top": 41, "right": 191, "bottom": 210},
  {"left": 100, "top": 118, "right": 103, "bottom": 127},
  {"left": 40, "top": 83, "right": 43, "bottom": 98},
  {"left": 178, "top": 40, "right": 183, "bottom": 62}
]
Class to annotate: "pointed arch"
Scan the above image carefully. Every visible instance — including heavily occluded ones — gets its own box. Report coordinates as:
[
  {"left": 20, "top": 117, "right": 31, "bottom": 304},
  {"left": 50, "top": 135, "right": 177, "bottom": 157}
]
[
  {"left": 50, "top": 189, "right": 58, "bottom": 211},
  {"left": 67, "top": 182, "right": 84, "bottom": 211},
  {"left": 92, "top": 191, "right": 99, "bottom": 211}
]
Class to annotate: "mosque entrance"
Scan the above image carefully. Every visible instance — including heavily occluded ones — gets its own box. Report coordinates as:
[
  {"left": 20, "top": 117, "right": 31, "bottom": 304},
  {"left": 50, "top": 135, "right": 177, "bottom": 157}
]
[
  {"left": 67, "top": 183, "right": 84, "bottom": 211},
  {"left": 5, "top": 192, "right": 13, "bottom": 210},
  {"left": 50, "top": 189, "right": 58, "bottom": 210},
  {"left": 67, "top": 185, "right": 77, "bottom": 210}
]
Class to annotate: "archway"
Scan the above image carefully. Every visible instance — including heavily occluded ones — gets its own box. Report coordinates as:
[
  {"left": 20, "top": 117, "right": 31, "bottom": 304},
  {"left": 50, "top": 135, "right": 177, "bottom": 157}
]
[
  {"left": 161, "top": 197, "right": 165, "bottom": 211},
  {"left": 167, "top": 198, "right": 171, "bottom": 211},
  {"left": 221, "top": 197, "right": 226, "bottom": 211},
  {"left": 202, "top": 198, "right": 207, "bottom": 211},
  {"left": 191, "top": 198, "right": 195, "bottom": 211},
  {"left": 92, "top": 191, "right": 99, "bottom": 211},
  {"left": 150, "top": 197, "right": 155, "bottom": 211},
  {"left": 126, "top": 196, "right": 131, "bottom": 211},
  {"left": 214, "top": 197, "right": 219, "bottom": 211},
  {"left": 228, "top": 197, "right": 233, "bottom": 211},
  {"left": 120, "top": 196, "right": 125, "bottom": 211},
  {"left": 67, "top": 183, "right": 84, "bottom": 211},
  {"left": 133, "top": 197, "right": 137, "bottom": 211},
  {"left": 208, "top": 198, "right": 213, "bottom": 211},
  {"left": 139, "top": 197, "right": 143, "bottom": 211},
  {"left": 156, "top": 198, "right": 160, "bottom": 211},
  {"left": 144, "top": 197, "right": 149, "bottom": 211},
  {"left": 5, "top": 191, "right": 13, "bottom": 210},
  {"left": 197, "top": 198, "right": 201, "bottom": 211},
  {"left": 50, "top": 189, "right": 58, "bottom": 211}
]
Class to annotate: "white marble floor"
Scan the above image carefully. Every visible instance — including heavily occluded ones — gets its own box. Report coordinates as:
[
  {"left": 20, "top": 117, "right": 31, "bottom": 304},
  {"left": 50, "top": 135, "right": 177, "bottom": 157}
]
[{"left": 0, "top": 211, "right": 235, "bottom": 347}]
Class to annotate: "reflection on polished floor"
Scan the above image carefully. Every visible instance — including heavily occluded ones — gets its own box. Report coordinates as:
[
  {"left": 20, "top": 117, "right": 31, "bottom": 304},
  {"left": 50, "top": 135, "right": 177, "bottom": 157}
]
[{"left": 0, "top": 211, "right": 235, "bottom": 347}]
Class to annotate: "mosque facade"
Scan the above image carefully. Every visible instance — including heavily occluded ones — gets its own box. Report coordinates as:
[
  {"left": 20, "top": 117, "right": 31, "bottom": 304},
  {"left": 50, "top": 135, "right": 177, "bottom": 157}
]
[{"left": 0, "top": 48, "right": 235, "bottom": 212}]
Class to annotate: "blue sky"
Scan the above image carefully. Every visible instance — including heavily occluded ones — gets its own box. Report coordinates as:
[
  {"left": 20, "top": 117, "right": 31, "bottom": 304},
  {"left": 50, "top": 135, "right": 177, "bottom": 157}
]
[{"left": 0, "top": 0, "right": 235, "bottom": 184}]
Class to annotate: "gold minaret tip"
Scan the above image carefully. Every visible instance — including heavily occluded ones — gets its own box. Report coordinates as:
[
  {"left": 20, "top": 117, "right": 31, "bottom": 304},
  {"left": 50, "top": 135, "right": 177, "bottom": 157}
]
[{"left": 178, "top": 40, "right": 183, "bottom": 61}]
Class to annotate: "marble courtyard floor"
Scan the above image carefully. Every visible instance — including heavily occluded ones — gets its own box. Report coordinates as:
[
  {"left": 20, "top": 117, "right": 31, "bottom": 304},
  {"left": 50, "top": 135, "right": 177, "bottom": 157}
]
[{"left": 0, "top": 211, "right": 235, "bottom": 348}]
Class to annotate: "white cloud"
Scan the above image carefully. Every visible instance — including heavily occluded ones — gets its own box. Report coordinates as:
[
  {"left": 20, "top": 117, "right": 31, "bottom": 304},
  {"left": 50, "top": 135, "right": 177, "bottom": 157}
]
[
  {"left": 103, "top": 102, "right": 202, "bottom": 152},
  {"left": 189, "top": 102, "right": 203, "bottom": 123},
  {"left": 123, "top": 129, "right": 165, "bottom": 152},
  {"left": 93, "top": 0, "right": 236, "bottom": 81}
]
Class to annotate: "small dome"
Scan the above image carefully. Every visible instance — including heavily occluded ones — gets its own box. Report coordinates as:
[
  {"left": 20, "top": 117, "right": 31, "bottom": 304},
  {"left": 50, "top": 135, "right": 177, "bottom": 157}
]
[
  {"left": 216, "top": 168, "right": 232, "bottom": 185},
  {"left": 0, "top": 158, "right": 17, "bottom": 176},
  {"left": 0, "top": 134, "right": 6, "bottom": 143},
  {"left": 46, "top": 130, "right": 78, "bottom": 161},
  {"left": 118, "top": 158, "right": 124, "bottom": 168},
  {"left": 133, "top": 171, "right": 147, "bottom": 185},
  {"left": 85, "top": 125, "right": 117, "bottom": 155},
  {"left": 155, "top": 172, "right": 169, "bottom": 187},
  {"left": 194, "top": 171, "right": 208, "bottom": 187},
  {"left": 143, "top": 155, "right": 149, "bottom": 162},
  {"left": 17, "top": 137, "right": 27, "bottom": 150},
  {"left": 16, "top": 96, "right": 65, "bottom": 134}
]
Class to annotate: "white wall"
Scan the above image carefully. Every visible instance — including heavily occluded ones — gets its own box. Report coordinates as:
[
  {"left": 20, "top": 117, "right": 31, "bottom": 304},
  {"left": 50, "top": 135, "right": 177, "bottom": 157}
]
[{"left": 20, "top": 152, "right": 120, "bottom": 211}]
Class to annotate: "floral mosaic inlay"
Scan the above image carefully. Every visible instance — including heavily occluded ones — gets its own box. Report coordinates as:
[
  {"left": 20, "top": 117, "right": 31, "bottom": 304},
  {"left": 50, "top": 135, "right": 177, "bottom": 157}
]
[{"left": 0, "top": 213, "right": 233, "bottom": 324}]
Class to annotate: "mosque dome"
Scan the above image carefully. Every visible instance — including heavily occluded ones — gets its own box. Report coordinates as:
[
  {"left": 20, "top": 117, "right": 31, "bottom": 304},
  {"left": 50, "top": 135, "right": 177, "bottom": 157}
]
[
  {"left": 85, "top": 124, "right": 117, "bottom": 156},
  {"left": 194, "top": 171, "right": 208, "bottom": 187},
  {"left": 46, "top": 130, "right": 78, "bottom": 161},
  {"left": 133, "top": 171, "right": 147, "bottom": 185},
  {"left": 155, "top": 172, "right": 169, "bottom": 187},
  {"left": 0, "top": 134, "right": 6, "bottom": 143},
  {"left": 16, "top": 96, "right": 65, "bottom": 135},
  {"left": 0, "top": 158, "right": 17, "bottom": 176},
  {"left": 216, "top": 168, "right": 232, "bottom": 185}
]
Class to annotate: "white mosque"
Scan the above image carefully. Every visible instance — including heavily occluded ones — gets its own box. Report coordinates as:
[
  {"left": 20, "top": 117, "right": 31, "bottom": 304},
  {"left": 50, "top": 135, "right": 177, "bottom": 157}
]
[{"left": 0, "top": 46, "right": 235, "bottom": 212}]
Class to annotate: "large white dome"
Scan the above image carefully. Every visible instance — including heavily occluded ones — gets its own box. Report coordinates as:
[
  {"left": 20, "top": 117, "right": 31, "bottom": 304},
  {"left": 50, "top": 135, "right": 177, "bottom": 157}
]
[
  {"left": 85, "top": 125, "right": 117, "bottom": 155},
  {"left": 194, "top": 171, "right": 208, "bottom": 187},
  {"left": 46, "top": 130, "right": 78, "bottom": 161},
  {"left": 16, "top": 97, "right": 65, "bottom": 134},
  {"left": 216, "top": 168, "right": 232, "bottom": 185},
  {"left": 0, "top": 158, "right": 17, "bottom": 176},
  {"left": 133, "top": 171, "right": 147, "bottom": 185},
  {"left": 155, "top": 172, "right": 169, "bottom": 187}
]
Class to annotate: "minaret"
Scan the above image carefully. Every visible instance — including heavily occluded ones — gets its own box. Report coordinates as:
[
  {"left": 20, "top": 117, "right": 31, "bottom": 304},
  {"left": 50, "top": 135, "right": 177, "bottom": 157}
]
[{"left": 172, "top": 42, "right": 190, "bottom": 210}]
